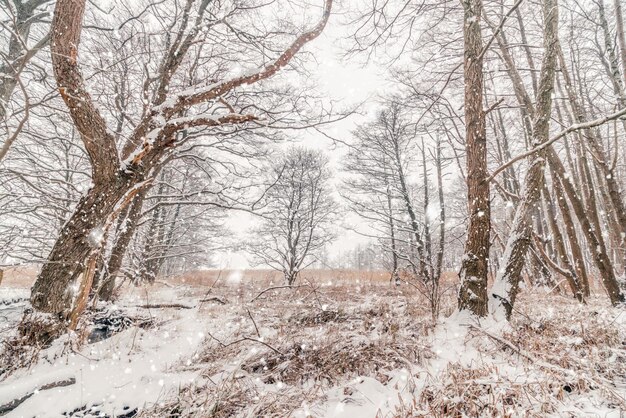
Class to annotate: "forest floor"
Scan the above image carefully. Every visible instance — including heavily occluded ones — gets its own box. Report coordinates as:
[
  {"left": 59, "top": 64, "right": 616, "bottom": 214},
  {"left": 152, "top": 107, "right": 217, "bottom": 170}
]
[{"left": 0, "top": 270, "right": 624, "bottom": 417}]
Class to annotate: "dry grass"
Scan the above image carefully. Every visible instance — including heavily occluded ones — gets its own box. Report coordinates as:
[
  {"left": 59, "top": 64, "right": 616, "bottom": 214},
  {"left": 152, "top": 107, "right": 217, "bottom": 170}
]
[
  {"left": 0, "top": 311, "right": 66, "bottom": 378},
  {"left": 0, "top": 266, "right": 37, "bottom": 288},
  {"left": 136, "top": 272, "right": 625, "bottom": 418},
  {"left": 2, "top": 267, "right": 622, "bottom": 417},
  {"left": 167, "top": 268, "right": 399, "bottom": 287}
]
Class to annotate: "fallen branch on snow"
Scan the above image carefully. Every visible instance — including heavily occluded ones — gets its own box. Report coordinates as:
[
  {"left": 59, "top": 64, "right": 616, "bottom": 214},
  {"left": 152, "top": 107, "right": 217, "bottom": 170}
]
[
  {"left": 199, "top": 297, "right": 228, "bottom": 305},
  {"left": 250, "top": 285, "right": 303, "bottom": 302},
  {"left": 137, "top": 303, "right": 194, "bottom": 309},
  {"left": 0, "top": 377, "right": 76, "bottom": 415}
]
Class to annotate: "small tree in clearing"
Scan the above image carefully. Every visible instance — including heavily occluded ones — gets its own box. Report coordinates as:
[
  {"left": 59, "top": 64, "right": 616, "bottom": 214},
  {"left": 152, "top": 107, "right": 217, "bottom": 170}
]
[{"left": 250, "top": 147, "right": 335, "bottom": 285}]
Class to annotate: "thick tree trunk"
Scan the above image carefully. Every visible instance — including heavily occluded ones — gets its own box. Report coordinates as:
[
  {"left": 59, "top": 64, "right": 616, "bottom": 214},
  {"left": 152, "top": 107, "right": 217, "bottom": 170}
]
[
  {"left": 30, "top": 173, "right": 139, "bottom": 315},
  {"left": 457, "top": 0, "right": 490, "bottom": 317},
  {"left": 489, "top": 0, "right": 558, "bottom": 320}
]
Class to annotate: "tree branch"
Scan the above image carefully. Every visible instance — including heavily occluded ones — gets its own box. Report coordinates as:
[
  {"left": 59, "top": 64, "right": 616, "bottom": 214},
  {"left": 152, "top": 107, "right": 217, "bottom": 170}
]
[
  {"left": 487, "top": 107, "right": 626, "bottom": 183},
  {"left": 50, "top": 0, "right": 120, "bottom": 181}
]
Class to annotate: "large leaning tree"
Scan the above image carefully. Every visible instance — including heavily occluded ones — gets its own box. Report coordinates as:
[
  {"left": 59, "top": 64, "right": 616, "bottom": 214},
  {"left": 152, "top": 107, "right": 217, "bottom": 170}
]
[{"left": 30, "top": 0, "right": 333, "bottom": 316}]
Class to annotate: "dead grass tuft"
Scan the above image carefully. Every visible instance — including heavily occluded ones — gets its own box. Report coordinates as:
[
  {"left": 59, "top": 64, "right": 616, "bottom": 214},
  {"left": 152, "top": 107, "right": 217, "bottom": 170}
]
[
  {"left": 0, "top": 311, "right": 66, "bottom": 378},
  {"left": 241, "top": 336, "right": 426, "bottom": 386},
  {"left": 288, "top": 309, "right": 349, "bottom": 326}
]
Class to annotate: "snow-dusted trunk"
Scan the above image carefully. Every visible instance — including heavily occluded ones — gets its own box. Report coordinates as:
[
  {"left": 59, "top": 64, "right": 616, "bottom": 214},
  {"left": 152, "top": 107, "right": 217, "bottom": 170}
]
[
  {"left": 457, "top": 0, "right": 490, "bottom": 317},
  {"left": 542, "top": 184, "right": 585, "bottom": 300},
  {"left": 30, "top": 0, "right": 130, "bottom": 315},
  {"left": 489, "top": 0, "right": 558, "bottom": 320},
  {"left": 490, "top": 159, "right": 547, "bottom": 318},
  {"left": 556, "top": 42, "right": 626, "bottom": 269},
  {"left": 30, "top": 175, "right": 141, "bottom": 314},
  {"left": 614, "top": 0, "right": 626, "bottom": 87},
  {"left": 547, "top": 149, "right": 625, "bottom": 305},
  {"left": 96, "top": 191, "right": 146, "bottom": 300}
]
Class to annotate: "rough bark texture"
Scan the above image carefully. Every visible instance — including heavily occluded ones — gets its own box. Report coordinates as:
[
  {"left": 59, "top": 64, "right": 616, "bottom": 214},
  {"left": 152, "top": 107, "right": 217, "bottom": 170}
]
[
  {"left": 489, "top": 0, "right": 558, "bottom": 320},
  {"left": 458, "top": 0, "right": 490, "bottom": 317},
  {"left": 30, "top": 176, "right": 142, "bottom": 314}
]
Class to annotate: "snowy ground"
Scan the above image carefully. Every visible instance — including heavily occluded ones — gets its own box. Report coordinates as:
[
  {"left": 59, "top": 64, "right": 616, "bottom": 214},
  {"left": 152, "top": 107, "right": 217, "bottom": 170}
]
[{"left": 0, "top": 272, "right": 624, "bottom": 417}]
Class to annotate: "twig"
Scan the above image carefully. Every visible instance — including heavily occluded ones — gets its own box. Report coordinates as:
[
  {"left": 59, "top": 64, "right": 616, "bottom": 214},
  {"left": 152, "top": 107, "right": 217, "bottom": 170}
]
[
  {"left": 250, "top": 285, "right": 302, "bottom": 302},
  {"left": 199, "top": 297, "right": 228, "bottom": 305},
  {"left": 137, "top": 303, "right": 194, "bottom": 309},
  {"left": 207, "top": 331, "right": 284, "bottom": 356},
  {"left": 247, "top": 309, "right": 261, "bottom": 337},
  {"left": 198, "top": 271, "right": 223, "bottom": 308}
]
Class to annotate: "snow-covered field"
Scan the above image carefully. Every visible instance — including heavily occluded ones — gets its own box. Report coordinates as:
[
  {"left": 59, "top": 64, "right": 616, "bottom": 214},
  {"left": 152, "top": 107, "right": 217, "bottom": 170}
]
[{"left": 0, "top": 273, "right": 624, "bottom": 417}]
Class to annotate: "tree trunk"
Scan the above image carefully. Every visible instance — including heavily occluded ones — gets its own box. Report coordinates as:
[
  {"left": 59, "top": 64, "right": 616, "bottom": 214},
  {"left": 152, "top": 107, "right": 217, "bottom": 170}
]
[
  {"left": 542, "top": 184, "right": 584, "bottom": 300},
  {"left": 556, "top": 44, "right": 626, "bottom": 251},
  {"left": 489, "top": 0, "right": 558, "bottom": 320},
  {"left": 457, "top": 0, "right": 490, "bottom": 317},
  {"left": 547, "top": 148, "right": 625, "bottom": 305},
  {"left": 613, "top": 0, "right": 626, "bottom": 86},
  {"left": 386, "top": 180, "right": 400, "bottom": 285},
  {"left": 30, "top": 173, "right": 140, "bottom": 315},
  {"left": 97, "top": 191, "right": 146, "bottom": 301}
]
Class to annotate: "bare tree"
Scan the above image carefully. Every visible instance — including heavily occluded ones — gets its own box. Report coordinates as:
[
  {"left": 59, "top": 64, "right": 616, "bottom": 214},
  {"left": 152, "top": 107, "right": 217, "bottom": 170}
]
[
  {"left": 0, "top": 0, "right": 52, "bottom": 161},
  {"left": 489, "top": 0, "right": 559, "bottom": 320},
  {"left": 249, "top": 147, "right": 335, "bottom": 285},
  {"left": 30, "top": 0, "right": 334, "bottom": 316},
  {"left": 343, "top": 99, "right": 451, "bottom": 318},
  {"left": 457, "top": 0, "right": 491, "bottom": 317}
]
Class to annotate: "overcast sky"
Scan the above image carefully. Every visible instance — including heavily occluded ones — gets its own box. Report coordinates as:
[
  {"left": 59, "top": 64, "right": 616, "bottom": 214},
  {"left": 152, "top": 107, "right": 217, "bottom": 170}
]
[{"left": 215, "top": 12, "right": 390, "bottom": 269}]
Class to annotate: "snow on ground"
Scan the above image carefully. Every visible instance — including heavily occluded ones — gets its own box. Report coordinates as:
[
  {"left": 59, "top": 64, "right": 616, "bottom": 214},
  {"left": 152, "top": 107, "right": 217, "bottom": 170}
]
[
  {"left": 0, "top": 274, "right": 625, "bottom": 417},
  {"left": 0, "top": 285, "right": 231, "bottom": 417}
]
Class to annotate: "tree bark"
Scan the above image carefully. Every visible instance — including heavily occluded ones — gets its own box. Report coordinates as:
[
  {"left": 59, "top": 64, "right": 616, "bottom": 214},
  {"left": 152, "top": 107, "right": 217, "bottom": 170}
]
[
  {"left": 457, "top": 0, "right": 490, "bottom": 317},
  {"left": 542, "top": 184, "right": 584, "bottom": 300},
  {"left": 31, "top": 174, "right": 141, "bottom": 314},
  {"left": 489, "top": 0, "right": 559, "bottom": 320},
  {"left": 97, "top": 190, "right": 146, "bottom": 301}
]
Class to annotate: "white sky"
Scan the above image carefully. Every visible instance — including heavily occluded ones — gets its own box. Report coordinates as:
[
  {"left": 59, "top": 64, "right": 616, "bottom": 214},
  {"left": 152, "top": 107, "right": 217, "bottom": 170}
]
[{"left": 215, "top": 12, "right": 390, "bottom": 269}]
